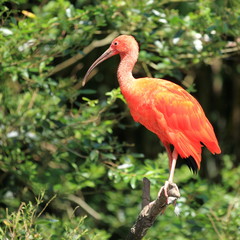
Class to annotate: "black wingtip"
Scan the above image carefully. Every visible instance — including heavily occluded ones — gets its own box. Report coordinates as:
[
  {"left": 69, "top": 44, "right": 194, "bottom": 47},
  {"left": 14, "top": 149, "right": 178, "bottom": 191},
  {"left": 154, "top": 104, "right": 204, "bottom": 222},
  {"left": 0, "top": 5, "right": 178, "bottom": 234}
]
[{"left": 185, "top": 156, "right": 199, "bottom": 174}]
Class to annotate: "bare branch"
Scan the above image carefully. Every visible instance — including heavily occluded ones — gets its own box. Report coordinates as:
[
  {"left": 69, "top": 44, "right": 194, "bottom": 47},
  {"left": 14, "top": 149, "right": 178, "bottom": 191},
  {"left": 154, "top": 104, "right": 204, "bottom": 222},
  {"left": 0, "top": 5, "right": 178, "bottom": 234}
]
[
  {"left": 142, "top": 177, "right": 150, "bottom": 209},
  {"left": 68, "top": 194, "right": 102, "bottom": 220},
  {"left": 48, "top": 31, "right": 118, "bottom": 77},
  {"left": 126, "top": 180, "right": 180, "bottom": 240}
]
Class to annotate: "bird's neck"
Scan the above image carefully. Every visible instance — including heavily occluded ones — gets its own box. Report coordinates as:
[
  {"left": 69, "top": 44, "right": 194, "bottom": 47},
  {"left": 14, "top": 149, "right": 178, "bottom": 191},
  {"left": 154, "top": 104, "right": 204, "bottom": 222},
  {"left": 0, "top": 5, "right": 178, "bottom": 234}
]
[{"left": 117, "top": 50, "right": 138, "bottom": 90}]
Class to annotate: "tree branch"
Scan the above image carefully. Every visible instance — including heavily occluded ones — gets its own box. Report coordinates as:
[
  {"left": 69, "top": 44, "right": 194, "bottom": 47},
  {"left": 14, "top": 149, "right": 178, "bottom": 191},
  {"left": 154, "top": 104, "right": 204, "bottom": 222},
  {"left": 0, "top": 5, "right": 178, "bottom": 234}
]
[
  {"left": 126, "top": 179, "right": 180, "bottom": 240},
  {"left": 48, "top": 31, "right": 118, "bottom": 77},
  {"left": 68, "top": 194, "right": 102, "bottom": 220}
]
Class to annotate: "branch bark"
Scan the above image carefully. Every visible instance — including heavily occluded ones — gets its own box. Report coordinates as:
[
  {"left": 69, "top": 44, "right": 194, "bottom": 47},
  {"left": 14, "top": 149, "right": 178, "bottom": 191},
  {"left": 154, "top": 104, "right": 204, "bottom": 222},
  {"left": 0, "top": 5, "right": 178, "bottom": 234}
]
[{"left": 126, "top": 178, "right": 180, "bottom": 240}]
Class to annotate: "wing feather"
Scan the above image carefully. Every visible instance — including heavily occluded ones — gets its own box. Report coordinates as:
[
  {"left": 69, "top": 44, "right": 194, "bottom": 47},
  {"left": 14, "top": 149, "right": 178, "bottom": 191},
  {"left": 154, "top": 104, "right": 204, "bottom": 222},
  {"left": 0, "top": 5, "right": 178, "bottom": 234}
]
[
  {"left": 153, "top": 80, "right": 220, "bottom": 166},
  {"left": 124, "top": 78, "right": 221, "bottom": 169}
]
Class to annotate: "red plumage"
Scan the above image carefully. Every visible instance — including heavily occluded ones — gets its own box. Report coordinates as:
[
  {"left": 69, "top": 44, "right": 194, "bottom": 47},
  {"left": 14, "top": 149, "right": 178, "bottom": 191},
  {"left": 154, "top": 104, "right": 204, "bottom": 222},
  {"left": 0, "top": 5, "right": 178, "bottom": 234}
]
[
  {"left": 83, "top": 35, "right": 221, "bottom": 182},
  {"left": 122, "top": 78, "right": 220, "bottom": 169}
]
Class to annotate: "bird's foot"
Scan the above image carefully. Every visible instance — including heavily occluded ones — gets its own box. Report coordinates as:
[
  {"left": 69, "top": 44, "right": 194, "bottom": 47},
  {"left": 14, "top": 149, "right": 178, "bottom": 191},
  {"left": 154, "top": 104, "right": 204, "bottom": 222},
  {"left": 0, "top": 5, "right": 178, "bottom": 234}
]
[
  {"left": 163, "top": 181, "right": 180, "bottom": 205},
  {"left": 163, "top": 180, "right": 170, "bottom": 198},
  {"left": 157, "top": 181, "right": 180, "bottom": 215}
]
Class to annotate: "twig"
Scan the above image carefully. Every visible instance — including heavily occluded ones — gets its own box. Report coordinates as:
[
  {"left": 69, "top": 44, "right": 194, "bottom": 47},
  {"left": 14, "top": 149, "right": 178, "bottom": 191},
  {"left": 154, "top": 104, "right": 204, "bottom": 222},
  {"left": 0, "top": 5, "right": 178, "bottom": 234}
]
[
  {"left": 126, "top": 179, "right": 180, "bottom": 240},
  {"left": 37, "top": 194, "right": 57, "bottom": 218},
  {"left": 224, "top": 189, "right": 240, "bottom": 222},
  {"left": 27, "top": 88, "right": 39, "bottom": 109},
  {"left": 68, "top": 194, "right": 102, "bottom": 220},
  {"left": 207, "top": 212, "right": 223, "bottom": 240}
]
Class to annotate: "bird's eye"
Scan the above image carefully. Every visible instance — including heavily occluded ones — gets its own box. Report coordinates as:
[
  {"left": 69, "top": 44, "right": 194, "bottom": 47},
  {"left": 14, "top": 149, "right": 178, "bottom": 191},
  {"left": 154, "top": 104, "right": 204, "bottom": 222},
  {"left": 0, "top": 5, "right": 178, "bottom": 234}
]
[{"left": 113, "top": 41, "right": 118, "bottom": 46}]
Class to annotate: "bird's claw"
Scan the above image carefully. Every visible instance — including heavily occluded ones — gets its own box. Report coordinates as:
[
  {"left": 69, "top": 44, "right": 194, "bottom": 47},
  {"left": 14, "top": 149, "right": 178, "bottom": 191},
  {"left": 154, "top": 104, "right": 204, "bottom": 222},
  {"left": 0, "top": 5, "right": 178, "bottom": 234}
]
[
  {"left": 163, "top": 181, "right": 170, "bottom": 198},
  {"left": 163, "top": 181, "right": 180, "bottom": 204},
  {"left": 157, "top": 181, "right": 181, "bottom": 215}
]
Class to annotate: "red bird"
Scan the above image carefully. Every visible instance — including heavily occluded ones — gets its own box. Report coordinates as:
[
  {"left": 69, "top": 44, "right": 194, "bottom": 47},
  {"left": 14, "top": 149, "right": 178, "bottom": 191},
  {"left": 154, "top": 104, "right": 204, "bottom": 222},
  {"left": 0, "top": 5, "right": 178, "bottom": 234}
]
[{"left": 83, "top": 35, "right": 221, "bottom": 186}]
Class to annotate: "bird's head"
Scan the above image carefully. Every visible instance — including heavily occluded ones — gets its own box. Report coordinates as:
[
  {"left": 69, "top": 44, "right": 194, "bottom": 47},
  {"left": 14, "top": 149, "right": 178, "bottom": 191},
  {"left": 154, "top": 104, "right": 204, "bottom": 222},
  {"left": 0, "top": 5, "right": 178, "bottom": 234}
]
[
  {"left": 82, "top": 35, "right": 138, "bottom": 86},
  {"left": 110, "top": 35, "right": 138, "bottom": 55}
]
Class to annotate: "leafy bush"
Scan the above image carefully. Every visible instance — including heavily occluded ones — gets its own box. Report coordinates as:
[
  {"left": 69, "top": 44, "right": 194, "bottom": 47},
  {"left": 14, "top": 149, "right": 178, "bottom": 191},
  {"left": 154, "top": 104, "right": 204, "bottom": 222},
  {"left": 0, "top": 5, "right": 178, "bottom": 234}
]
[{"left": 0, "top": 0, "right": 239, "bottom": 239}]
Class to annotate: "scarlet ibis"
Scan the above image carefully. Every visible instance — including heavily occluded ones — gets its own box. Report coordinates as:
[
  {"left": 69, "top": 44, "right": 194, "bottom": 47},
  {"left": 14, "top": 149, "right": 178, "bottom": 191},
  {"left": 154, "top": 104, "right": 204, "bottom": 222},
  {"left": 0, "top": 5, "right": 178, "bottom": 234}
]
[{"left": 83, "top": 35, "right": 221, "bottom": 187}]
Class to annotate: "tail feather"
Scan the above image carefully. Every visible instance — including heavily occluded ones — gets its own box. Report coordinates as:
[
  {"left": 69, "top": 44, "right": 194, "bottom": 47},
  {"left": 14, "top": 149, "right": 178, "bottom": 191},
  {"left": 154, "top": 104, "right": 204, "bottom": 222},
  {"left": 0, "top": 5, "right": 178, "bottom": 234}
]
[
  {"left": 169, "top": 129, "right": 220, "bottom": 170},
  {"left": 200, "top": 119, "right": 221, "bottom": 154},
  {"left": 169, "top": 132, "right": 202, "bottom": 169}
]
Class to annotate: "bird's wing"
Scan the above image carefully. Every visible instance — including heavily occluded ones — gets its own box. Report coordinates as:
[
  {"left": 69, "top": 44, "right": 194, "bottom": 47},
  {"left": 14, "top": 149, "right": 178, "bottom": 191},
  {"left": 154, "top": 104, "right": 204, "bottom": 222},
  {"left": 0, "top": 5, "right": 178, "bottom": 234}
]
[
  {"left": 152, "top": 80, "right": 221, "bottom": 160},
  {"left": 128, "top": 78, "right": 220, "bottom": 167}
]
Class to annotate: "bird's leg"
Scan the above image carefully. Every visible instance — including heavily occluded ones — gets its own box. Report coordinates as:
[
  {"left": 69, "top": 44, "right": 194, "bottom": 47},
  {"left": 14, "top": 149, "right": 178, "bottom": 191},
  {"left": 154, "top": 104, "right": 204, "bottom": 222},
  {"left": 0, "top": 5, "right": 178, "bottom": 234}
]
[
  {"left": 168, "top": 148, "right": 178, "bottom": 183},
  {"left": 164, "top": 144, "right": 172, "bottom": 170},
  {"left": 164, "top": 148, "right": 178, "bottom": 198}
]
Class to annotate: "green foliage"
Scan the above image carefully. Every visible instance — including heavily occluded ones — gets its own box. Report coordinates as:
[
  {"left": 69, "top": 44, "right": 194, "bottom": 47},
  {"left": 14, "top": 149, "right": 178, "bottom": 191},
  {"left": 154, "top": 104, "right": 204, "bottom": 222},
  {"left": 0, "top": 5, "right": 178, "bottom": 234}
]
[
  {"left": 0, "top": 0, "right": 239, "bottom": 239},
  {"left": 0, "top": 193, "right": 110, "bottom": 239},
  {"left": 143, "top": 157, "right": 240, "bottom": 240}
]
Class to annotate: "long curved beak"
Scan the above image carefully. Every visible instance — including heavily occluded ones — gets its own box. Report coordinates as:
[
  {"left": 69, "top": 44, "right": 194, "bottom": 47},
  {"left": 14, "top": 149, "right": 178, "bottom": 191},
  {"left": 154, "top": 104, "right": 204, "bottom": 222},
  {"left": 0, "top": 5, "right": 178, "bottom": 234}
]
[{"left": 82, "top": 47, "right": 117, "bottom": 86}]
